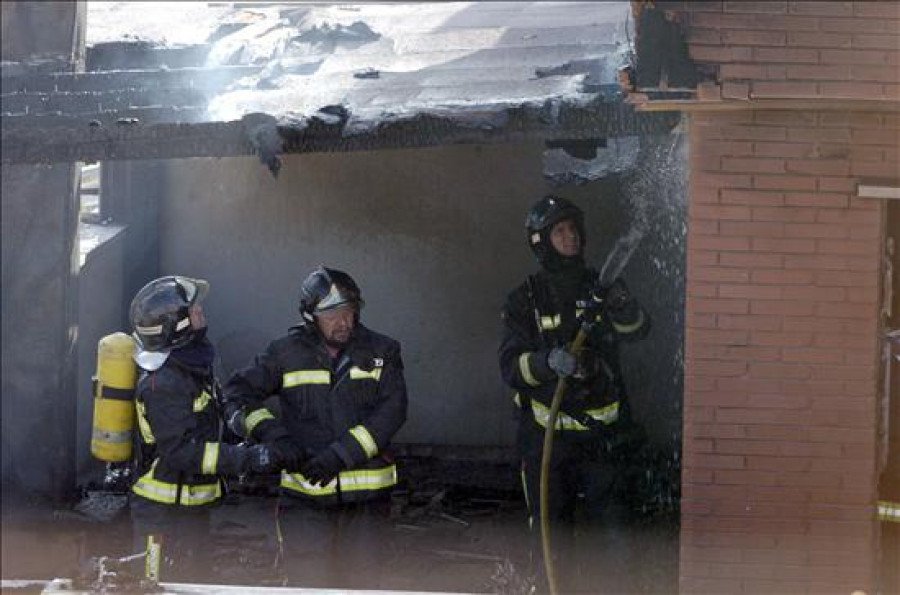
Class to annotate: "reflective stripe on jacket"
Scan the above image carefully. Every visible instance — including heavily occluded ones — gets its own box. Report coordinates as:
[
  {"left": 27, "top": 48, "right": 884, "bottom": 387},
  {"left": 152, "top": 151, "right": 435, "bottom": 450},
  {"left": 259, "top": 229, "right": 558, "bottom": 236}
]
[{"left": 224, "top": 323, "right": 408, "bottom": 503}]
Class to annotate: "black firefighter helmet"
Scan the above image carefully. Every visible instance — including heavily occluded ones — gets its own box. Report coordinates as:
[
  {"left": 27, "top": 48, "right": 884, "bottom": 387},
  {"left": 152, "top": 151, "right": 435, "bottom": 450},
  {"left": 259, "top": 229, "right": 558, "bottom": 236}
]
[
  {"left": 525, "top": 195, "right": 585, "bottom": 268},
  {"left": 299, "top": 265, "right": 364, "bottom": 323},
  {"left": 130, "top": 276, "right": 209, "bottom": 366}
]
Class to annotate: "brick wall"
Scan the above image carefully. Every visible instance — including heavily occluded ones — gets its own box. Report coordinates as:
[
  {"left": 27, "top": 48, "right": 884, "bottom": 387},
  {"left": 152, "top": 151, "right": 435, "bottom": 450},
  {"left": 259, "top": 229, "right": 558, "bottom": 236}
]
[{"left": 645, "top": 2, "right": 900, "bottom": 593}]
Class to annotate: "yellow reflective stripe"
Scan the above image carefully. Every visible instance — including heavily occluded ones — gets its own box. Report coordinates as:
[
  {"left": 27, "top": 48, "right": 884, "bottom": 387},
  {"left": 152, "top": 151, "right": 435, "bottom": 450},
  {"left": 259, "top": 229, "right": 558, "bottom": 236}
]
[
  {"left": 350, "top": 425, "right": 378, "bottom": 458},
  {"left": 136, "top": 401, "right": 155, "bottom": 444},
  {"left": 539, "top": 314, "right": 561, "bottom": 330},
  {"left": 281, "top": 464, "right": 398, "bottom": 496},
  {"left": 283, "top": 369, "right": 330, "bottom": 387},
  {"left": 530, "top": 400, "right": 588, "bottom": 431},
  {"left": 612, "top": 309, "right": 645, "bottom": 334},
  {"left": 349, "top": 366, "right": 382, "bottom": 381},
  {"left": 584, "top": 401, "right": 620, "bottom": 426},
  {"left": 132, "top": 460, "right": 221, "bottom": 506},
  {"left": 245, "top": 408, "right": 275, "bottom": 435},
  {"left": 879, "top": 501, "right": 900, "bottom": 523},
  {"left": 201, "top": 442, "right": 219, "bottom": 475},
  {"left": 518, "top": 353, "right": 540, "bottom": 387},
  {"left": 193, "top": 390, "right": 211, "bottom": 412}
]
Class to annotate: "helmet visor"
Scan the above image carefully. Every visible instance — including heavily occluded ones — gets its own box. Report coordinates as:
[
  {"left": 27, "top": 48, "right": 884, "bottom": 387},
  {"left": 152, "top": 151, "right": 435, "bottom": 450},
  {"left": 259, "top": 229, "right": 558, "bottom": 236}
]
[
  {"left": 315, "top": 283, "right": 359, "bottom": 313},
  {"left": 175, "top": 277, "right": 209, "bottom": 305}
]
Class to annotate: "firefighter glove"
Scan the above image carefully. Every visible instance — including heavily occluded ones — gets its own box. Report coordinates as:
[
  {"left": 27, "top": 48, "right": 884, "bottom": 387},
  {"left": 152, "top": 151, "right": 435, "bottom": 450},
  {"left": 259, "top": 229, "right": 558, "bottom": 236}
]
[
  {"left": 604, "top": 279, "right": 631, "bottom": 314},
  {"left": 302, "top": 447, "right": 345, "bottom": 486},
  {"left": 546, "top": 347, "right": 577, "bottom": 378},
  {"left": 247, "top": 444, "right": 279, "bottom": 474},
  {"left": 267, "top": 435, "right": 308, "bottom": 471}
]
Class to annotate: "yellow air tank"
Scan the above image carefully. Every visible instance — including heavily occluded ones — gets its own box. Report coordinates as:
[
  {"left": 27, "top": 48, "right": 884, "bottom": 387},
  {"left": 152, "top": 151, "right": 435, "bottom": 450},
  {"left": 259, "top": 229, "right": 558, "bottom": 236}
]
[{"left": 91, "top": 332, "right": 138, "bottom": 462}]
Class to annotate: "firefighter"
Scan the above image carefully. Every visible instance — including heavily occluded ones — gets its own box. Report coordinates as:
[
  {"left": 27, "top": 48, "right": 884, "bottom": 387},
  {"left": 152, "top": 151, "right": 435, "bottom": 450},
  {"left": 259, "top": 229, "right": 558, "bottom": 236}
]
[
  {"left": 223, "top": 265, "right": 408, "bottom": 589},
  {"left": 129, "top": 275, "right": 280, "bottom": 584},
  {"left": 499, "top": 195, "right": 651, "bottom": 593}
]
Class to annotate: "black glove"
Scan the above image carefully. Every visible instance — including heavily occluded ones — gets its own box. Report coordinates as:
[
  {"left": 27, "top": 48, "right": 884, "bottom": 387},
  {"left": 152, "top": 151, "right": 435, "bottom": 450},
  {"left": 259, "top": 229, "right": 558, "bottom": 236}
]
[
  {"left": 301, "top": 447, "right": 345, "bottom": 486},
  {"left": 604, "top": 279, "right": 631, "bottom": 314},
  {"left": 266, "top": 435, "right": 308, "bottom": 471},
  {"left": 546, "top": 347, "right": 577, "bottom": 378},
  {"left": 246, "top": 444, "right": 279, "bottom": 474}
]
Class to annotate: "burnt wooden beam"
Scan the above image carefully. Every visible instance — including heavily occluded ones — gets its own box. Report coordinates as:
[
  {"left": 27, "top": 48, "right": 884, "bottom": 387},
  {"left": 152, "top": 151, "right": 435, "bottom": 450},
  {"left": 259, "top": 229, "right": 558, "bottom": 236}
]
[{"left": 1, "top": 102, "right": 679, "bottom": 165}]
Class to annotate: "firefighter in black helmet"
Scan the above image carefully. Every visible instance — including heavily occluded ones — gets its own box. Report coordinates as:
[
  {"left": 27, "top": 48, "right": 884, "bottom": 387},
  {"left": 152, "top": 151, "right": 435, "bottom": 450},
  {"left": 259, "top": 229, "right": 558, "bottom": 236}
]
[
  {"left": 499, "top": 196, "right": 651, "bottom": 593},
  {"left": 129, "top": 276, "right": 280, "bottom": 584},
  {"left": 223, "top": 265, "right": 408, "bottom": 589}
]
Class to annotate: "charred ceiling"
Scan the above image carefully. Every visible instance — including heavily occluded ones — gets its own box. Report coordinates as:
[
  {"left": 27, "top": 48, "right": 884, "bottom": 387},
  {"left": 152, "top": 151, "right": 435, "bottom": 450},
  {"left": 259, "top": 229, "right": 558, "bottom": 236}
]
[{"left": 1, "top": 2, "right": 679, "bottom": 167}]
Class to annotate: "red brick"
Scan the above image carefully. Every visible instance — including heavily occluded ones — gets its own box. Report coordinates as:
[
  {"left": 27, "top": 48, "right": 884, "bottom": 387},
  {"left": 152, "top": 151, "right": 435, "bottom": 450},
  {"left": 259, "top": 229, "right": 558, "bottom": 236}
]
[
  {"left": 692, "top": 172, "right": 754, "bottom": 188},
  {"left": 691, "top": 236, "right": 752, "bottom": 252},
  {"left": 783, "top": 222, "right": 849, "bottom": 239},
  {"left": 751, "top": 329, "right": 815, "bottom": 345},
  {"left": 720, "top": 252, "right": 784, "bottom": 268},
  {"left": 693, "top": 265, "right": 752, "bottom": 283},
  {"left": 752, "top": 142, "right": 815, "bottom": 158},
  {"left": 783, "top": 192, "right": 848, "bottom": 208},
  {"left": 688, "top": 282, "right": 719, "bottom": 298},
  {"left": 692, "top": 328, "right": 751, "bottom": 345},
  {"left": 695, "top": 140, "right": 755, "bottom": 157},
  {"left": 816, "top": 209, "right": 880, "bottom": 225},
  {"left": 774, "top": 470, "right": 842, "bottom": 488},
  {"left": 852, "top": 64, "right": 900, "bottom": 83},
  {"left": 815, "top": 270, "right": 877, "bottom": 288},
  {"left": 691, "top": 187, "right": 720, "bottom": 205},
  {"left": 688, "top": 251, "right": 720, "bottom": 268},
  {"left": 714, "top": 469, "right": 778, "bottom": 486},
  {"left": 750, "top": 14, "right": 819, "bottom": 31},
  {"left": 819, "top": 112, "right": 884, "bottom": 128},
  {"left": 722, "top": 345, "right": 782, "bottom": 362},
  {"left": 851, "top": 128, "right": 899, "bottom": 145},
  {"left": 722, "top": 29, "right": 786, "bottom": 46},
  {"left": 715, "top": 439, "right": 780, "bottom": 456},
  {"left": 720, "top": 221, "right": 785, "bottom": 237},
  {"left": 679, "top": 577, "right": 742, "bottom": 594},
  {"left": 750, "top": 81, "right": 818, "bottom": 98},
  {"left": 777, "top": 440, "right": 842, "bottom": 458},
  {"left": 753, "top": 47, "right": 819, "bottom": 63},
  {"left": 686, "top": 405, "right": 717, "bottom": 423},
  {"left": 720, "top": 124, "right": 788, "bottom": 141},
  {"left": 692, "top": 204, "right": 752, "bottom": 220},
  {"left": 788, "top": 1, "right": 853, "bottom": 16},
  {"left": 845, "top": 287, "right": 880, "bottom": 304},
  {"left": 782, "top": 285, "right": 846, "bottom": 302},
  {"left": 753, "top": 174, "right": 817, "bottom": 191},
  {"left": 748, "top": 362, "right": 811, "bottom": 379},
  {"left": 751, "top": 269, "right": 813, "bottom": 285},
  {"left": 720, "top": 63, "right": 768, "bottom": 79},
  {"left": 693, "top": 453, "right": 746, "bottom": 469},
  {"left": 851, "top": 159, "right": 900, "bottom": 178},
  {"left": 782, "top": 348, "right": 844, "bottom": 365},
  {"left": 787, "top": 126, "right": 851, "bottom": 143},
  {"left": 808, "top": 519, "right": 874, "bottom": 538},
  {"left": 721, "top": 157, "right": 787, "bottom": 174},
  {"left": 820, "top": 48, "right": 893, "bottom": 65},
  {"left": 820, "top": 81, "right": 888, "bottom": 98},
  {"left": 815, "top": 239, "right": 878, "bottom": 256},
  {"left": 717, "top": 313, "right": 782, "bottom": 331},
  {"left": 682, "top": 467, "right": 715, "bottom": 485},
  {"left": 691, "top": 297, "right": 751, "bottom": 314},
  {"left": 720, "top": 189, "right": 784, "bottom": 206},
  {"left": 817, "top": 178, "right": 858, "bottom": 194},
  {"left": 854, "top": 2, "right": 900, "bottom": 18},
  {"left": 821, "top": 15, "right": 896, "bottom": 33},
  {"left": 719, "top": 283, "right": 783, "bottom": 300},
  {"left": 785, "top": 158, "right": 850, "bottom": 176},
  {"left": 751, "top": 206, "right": 817, "bottom": 222},
  {"left": 750, "top": 301, "right": 815, "bottom": 316},
  {"left": 746, "top": 455, "right": 811, "bottom": 472},
  {"left": 686, "top": 422, "right": 747, "bottom": 440},
  {"left": 815, "top": 301, "right": 878, "bottom": 319},
  {"left": 788, "top": 31, "right": 852, "bottom": 48},
  {"left": 786, "top": 64, "right": 852, "bottom": 81},
  {"left": 810, "top": 363, "right": 877, "bottom": 381},
  {"left": 751, "top": 237, "right": 816, "bottom": 253},
  {"left": 692, "top": 387, "right": 753, "bottom": 405}
]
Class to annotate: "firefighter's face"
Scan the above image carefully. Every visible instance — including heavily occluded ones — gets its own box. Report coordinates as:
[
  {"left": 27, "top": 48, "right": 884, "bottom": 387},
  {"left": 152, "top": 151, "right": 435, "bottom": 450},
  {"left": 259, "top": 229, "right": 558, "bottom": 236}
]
[
  {"left": 315, "top": 304, "right": 356, "bottom": 346},
  {"left": 550, "top": 218, "right": 581, "bottom": 257},
  {"left": 189, "top": 303, "right": 207, "bottom": 330}
]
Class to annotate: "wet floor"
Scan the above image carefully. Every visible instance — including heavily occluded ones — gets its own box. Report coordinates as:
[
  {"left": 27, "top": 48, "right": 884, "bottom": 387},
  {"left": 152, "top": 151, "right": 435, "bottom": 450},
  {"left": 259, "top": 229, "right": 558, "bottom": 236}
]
[{"left": 2, "top": 478, "right": 679, "bottom": 594}]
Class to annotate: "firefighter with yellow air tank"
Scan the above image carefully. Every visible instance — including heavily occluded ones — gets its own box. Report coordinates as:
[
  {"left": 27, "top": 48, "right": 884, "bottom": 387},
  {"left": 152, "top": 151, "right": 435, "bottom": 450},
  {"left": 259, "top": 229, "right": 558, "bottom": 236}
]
[{"left": 124, "top": 275, "right": 282, "bottom": 583}]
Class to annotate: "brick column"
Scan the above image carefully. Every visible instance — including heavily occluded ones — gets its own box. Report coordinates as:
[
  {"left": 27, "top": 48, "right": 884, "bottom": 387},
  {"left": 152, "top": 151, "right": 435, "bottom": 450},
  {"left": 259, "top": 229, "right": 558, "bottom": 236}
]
[{"left": 682, "top": 108, "right": 892, "bottom": 594}]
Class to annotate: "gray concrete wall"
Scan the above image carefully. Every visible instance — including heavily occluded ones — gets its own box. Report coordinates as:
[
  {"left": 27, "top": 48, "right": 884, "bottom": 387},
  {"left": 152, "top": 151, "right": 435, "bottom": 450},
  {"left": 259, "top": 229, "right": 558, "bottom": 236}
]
[
  {"left": 157, "top": 139, "right": 684, "bottom": 448},
  {"left": 75, "top": 227, "right": 128, "bottom": 486}
]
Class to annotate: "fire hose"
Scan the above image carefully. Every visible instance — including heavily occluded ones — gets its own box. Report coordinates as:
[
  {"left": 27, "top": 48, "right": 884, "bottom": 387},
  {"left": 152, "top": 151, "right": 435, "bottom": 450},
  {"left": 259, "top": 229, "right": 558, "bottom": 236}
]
[{"left": 539, "top": 323, "right": 591, "bottom": 595}]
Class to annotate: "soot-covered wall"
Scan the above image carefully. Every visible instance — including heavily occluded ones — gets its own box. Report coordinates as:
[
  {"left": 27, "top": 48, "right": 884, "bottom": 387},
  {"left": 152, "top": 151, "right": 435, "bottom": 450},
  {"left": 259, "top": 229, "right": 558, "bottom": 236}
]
[{"left": 154, "top": 138, "right": 684, "bottom": 448}]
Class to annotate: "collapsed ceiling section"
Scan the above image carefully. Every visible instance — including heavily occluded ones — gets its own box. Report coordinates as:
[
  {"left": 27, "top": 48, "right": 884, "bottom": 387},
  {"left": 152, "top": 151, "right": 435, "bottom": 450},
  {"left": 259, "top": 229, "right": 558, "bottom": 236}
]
[{"left": 1, "top": 2, "right": 679, "bottom": 166}]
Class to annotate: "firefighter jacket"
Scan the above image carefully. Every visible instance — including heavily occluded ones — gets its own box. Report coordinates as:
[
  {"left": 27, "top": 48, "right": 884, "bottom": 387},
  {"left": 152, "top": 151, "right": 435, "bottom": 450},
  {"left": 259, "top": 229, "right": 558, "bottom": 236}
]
[
  {"left": 132, "top": 358, "right": 251, "bottom": 508},
  {"left": 499, "top": 266, "right": 650, "bottom": 442},
  {"left": 223, "top": 323, "right": 408, "bottom": 504}
]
